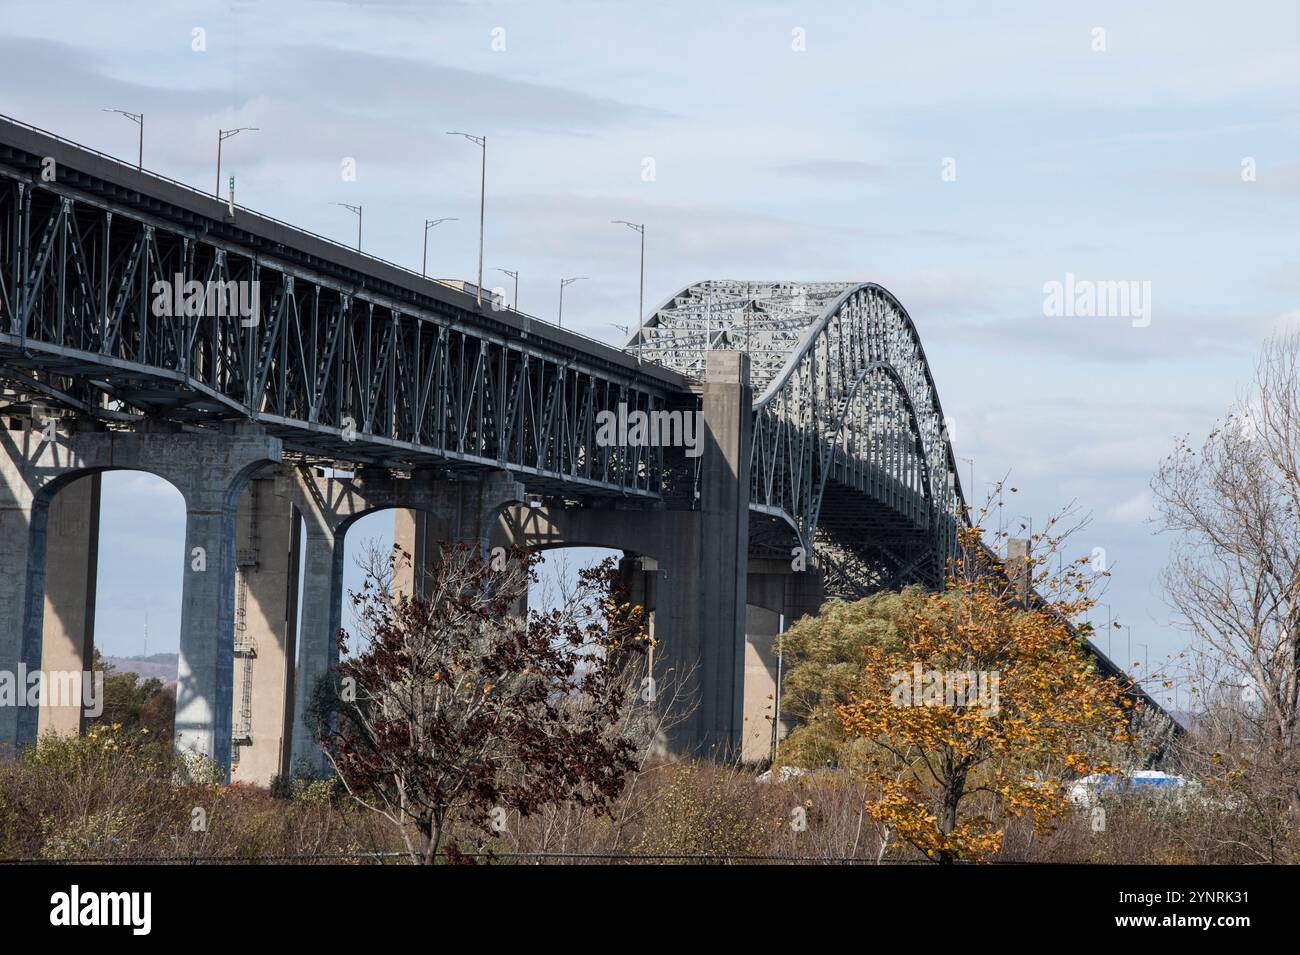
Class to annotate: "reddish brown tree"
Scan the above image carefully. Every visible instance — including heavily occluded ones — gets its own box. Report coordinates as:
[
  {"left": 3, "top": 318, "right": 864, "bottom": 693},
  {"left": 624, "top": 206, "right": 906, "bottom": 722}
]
[{"left": 319, "top": 543, "right": 647, "bottom": 863}]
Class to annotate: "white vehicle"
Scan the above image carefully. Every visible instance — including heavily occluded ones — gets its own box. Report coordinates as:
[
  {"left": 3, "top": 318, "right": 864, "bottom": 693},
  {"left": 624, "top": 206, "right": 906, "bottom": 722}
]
[{"left": 1067, "top": 771, "right": 1193, "bottom": 808}]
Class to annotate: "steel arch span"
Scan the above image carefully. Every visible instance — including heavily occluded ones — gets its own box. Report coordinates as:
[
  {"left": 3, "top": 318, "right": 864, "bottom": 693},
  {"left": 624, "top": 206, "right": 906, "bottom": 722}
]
[{"left": 632, "top": 280, "right": 968, "bottom": 596}]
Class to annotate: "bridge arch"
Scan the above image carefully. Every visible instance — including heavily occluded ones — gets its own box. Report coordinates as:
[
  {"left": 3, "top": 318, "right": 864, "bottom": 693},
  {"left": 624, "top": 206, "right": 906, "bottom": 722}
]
[{"left": 634, "top": 280, "right": 968, "bottom": 595}]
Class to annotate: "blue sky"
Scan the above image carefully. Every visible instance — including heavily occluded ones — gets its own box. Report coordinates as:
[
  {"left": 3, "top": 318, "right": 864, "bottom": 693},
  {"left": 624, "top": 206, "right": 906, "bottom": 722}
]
[{"left": 3, "top": 1, "right": 1297, "bottom": 703}]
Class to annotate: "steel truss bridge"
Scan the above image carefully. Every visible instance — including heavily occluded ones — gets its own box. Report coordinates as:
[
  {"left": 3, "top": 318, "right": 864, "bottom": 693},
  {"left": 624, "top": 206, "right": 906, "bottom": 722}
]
[{"left": 0, "top": 115, "right": 964, "bottom": 599}]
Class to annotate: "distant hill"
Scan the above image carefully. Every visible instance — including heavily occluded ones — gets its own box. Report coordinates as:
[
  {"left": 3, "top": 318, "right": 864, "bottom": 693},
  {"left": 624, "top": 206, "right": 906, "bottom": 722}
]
[{"left": 103, "top": 653, "right": 178, "bottom": 687}]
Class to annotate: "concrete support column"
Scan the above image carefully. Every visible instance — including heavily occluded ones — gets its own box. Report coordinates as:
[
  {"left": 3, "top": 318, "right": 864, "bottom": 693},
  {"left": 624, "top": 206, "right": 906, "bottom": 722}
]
[
  {"left": 392, "top": 507, "right": 427, "bottom": 599},
  {"left": 173, "top": 505, "right": 237, "bottom": 769},
  {"left": 784, "top": 569, "right": 826, "bottom": 627},
  {"left": 289, "top": 526, "right": 342, "bottom": 776},
  {"left": 738, "top": 560, "right": 806, "bottom": 765},
  {"left": 37, "top": 473, "right": 101, "bottom": 737},
  {"left": 742, "top": 603, "right": 782, "bottom": 763},
  {"left": 691, "top": 350, "right": 752, "bottom": 755},
  {"left": 1007, "top": 538, "right": 1031, "bottom": 604},
  {"left": 618, "top": 554, "right": 667, "bottom": 752},
  {"left": 229, "top": 474, "right": 302, "bottom": 786},
  {"left": 0, "top": 421, "right": 50, "bottom": 752},
  {"left": 619, "top": 554, "right": 661, "bottom": 648},
  {"left": 171, "top": 435, "right": 283, "bottom": 779}
]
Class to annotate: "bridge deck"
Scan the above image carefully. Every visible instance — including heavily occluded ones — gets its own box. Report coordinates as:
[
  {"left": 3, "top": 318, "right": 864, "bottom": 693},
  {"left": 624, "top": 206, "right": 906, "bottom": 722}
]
[
  {"left": 0, "top": 113, "right": 689, "bottom": 393},
  {"left": 0, "top": 114, "right": 700, "bottom": 500}
]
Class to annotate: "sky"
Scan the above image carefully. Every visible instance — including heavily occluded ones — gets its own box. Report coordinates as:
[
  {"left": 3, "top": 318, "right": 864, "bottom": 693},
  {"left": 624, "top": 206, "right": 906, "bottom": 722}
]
[{"left": 2, "top": 1, "right": 1296, "bottom": 704}]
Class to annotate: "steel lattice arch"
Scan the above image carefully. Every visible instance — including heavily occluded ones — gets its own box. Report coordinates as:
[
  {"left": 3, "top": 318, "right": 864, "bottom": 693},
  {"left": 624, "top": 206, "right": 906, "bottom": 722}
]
[{"left": 632, "top": 280, "right": 967, "bottom": 596}]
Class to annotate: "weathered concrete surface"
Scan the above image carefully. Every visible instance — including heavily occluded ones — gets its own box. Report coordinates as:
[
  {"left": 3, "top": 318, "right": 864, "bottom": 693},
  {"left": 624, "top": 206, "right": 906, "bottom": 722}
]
[
  {"left": 783, "top": 568, "right": 827, "bottom": 627},
  {"left": 742, "top": 603, "right": 782, "bottom": 763},
  {"left": 230, "top": 474, "right": 301, "bottom": 786},
  {"left": 619, "top": 554, "right": 668, "bottom": 756},
  {"left": 740, "top": 563, "right": 824, "bottom": 764},
  {"left": 697, "top": 351, "right": 753, "bottom": 755},
  {"left": 37, "top": 473, "right": 100, "bottom": 737},
  {"left": 0, "top": 420, "right": 281, "bottom": 776}
]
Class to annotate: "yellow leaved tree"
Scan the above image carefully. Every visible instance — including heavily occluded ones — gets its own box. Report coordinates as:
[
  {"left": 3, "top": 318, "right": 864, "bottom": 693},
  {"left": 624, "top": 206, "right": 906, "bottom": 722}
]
[{"left": 830, "top": 503, "right": 1137, "bottom": 863}]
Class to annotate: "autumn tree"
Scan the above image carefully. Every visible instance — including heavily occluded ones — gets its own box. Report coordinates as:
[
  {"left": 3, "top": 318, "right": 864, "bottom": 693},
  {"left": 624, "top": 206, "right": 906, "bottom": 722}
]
[
  {"left": 829, "top": 509, "right": 1135, "bottom": 863},
  {"left": 318, "top": 543, "right": 649, "bottom": 864}
]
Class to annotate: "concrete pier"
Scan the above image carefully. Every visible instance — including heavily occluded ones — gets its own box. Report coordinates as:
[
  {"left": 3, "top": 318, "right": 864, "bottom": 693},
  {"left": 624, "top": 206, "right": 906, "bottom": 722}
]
[
  {"left": 742, "top": 603, "right": 782, "bottom": 763},
  {"left": 740, "top": 562, "right": 825, "bottom": 763},
  {"left": 0, "top": 420, "right": 281, "bottom": 776},
  {"left": 37, "top": 473, "right": 100, "bottom": 738},
  {"left": 230, "top": 474, "right": 302, "bottom": 786},
  {"left": 486, "top": 351, "right": 756, "bottom": 758},
  {"left": 289, "top": 467, "right": 523, "bottom": 775}
]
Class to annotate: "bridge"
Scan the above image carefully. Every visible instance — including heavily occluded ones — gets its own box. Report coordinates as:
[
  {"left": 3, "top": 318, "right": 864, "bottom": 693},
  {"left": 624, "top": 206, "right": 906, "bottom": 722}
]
[{"left": 0, "top": 115, "right": 970, "bottom": 782}]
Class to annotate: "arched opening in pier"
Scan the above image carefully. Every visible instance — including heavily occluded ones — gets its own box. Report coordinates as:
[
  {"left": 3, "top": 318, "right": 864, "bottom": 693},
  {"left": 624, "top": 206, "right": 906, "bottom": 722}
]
[
  {"left": 40, "top": 470, "right": 186, "bottom": 741},
  {"left": 529, "top": 545, "right": 623, "bottom": 614},
  {"left": 338, "top": 507, "right": 396, "bottom": 651}
]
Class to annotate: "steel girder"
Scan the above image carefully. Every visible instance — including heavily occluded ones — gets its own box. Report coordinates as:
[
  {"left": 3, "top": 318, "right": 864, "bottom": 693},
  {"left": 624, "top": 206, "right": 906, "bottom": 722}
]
[
  {"left": 634, "top": 280, "right": 967, "bottom": 594},
  {"left": 0, "top": 155, "right": 680, "bottom": 500}
]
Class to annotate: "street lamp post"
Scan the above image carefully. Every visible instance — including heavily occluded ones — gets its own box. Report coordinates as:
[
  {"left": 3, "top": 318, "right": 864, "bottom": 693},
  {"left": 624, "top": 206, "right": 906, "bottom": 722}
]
[
  {"left": 216, "top": 127, "right": 258, "bottom": 198},
  {"left": 446, "top": 132, "right": 486, "bottom": 307},
  {"left": 422, "top": 217, "right": 457, "bottom": 278},
  {"left": 983, "top": 481, "right": 1007, "bottom": 540},
  {"left": 333, "top": 203, "right": 362, "bottom": 251},
  {"left": 103, "top": 108, "right": 143, "bottom": 170},
  {"left": 1097, "top": 603, "right": 1113, "bottom": 657},
  {"left": 558, "top": 276, "right": 587, "bottom": 328},
  {"left": 611, "top": 220, "right": 645, "bottom": 362},
  {"left": 495, "top": 268, "right": 519, "bottom": 311}
]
